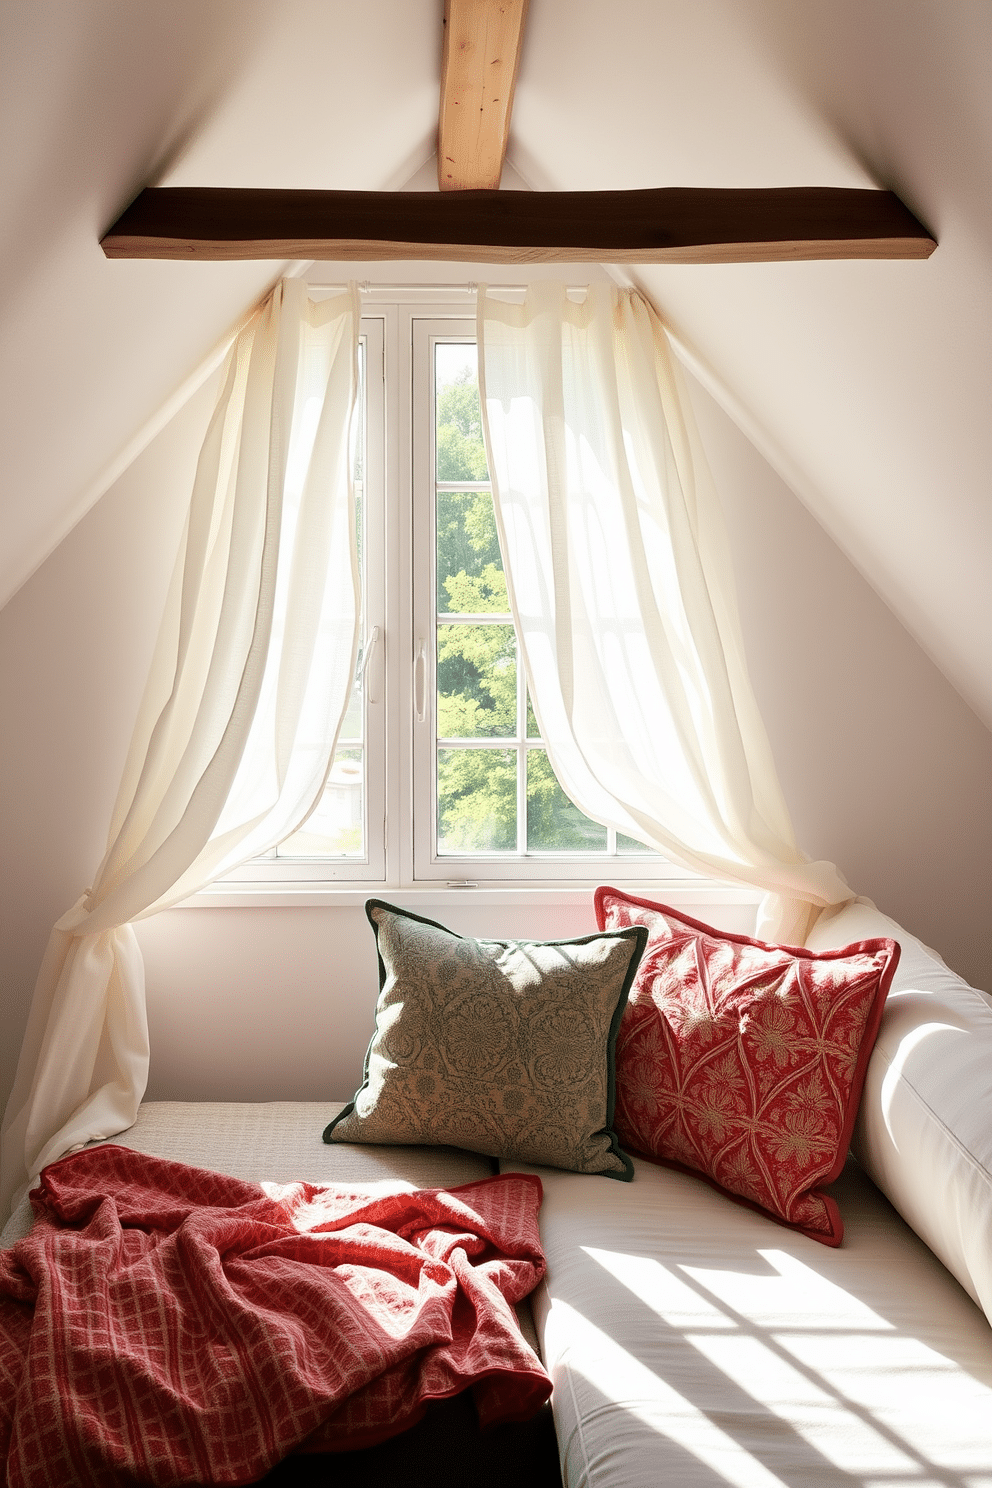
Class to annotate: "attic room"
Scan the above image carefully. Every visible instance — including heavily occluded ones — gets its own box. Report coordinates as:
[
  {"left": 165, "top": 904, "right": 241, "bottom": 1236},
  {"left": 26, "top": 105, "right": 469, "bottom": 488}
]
[{"left": 1, "top": 3, "right": 991, "bottom": 1486}]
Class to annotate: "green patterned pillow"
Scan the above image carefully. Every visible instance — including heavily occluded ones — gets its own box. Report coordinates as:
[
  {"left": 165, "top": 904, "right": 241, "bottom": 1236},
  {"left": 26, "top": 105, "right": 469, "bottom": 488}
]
[{"left": 324, "top": 901, "right": 648, "bottom": 1180}]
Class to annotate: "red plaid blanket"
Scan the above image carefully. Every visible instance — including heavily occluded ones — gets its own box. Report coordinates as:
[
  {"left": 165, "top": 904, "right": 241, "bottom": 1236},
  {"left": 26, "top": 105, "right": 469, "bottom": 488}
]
[{"left": 0, "top": 1146, "right": 550, "bottom": 1487}]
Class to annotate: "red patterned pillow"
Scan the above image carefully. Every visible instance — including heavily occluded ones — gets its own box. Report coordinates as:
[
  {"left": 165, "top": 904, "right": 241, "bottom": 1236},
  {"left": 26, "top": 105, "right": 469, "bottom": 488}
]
[{"left": 595, "top": 888, "right": 900, "bottom": 1245}]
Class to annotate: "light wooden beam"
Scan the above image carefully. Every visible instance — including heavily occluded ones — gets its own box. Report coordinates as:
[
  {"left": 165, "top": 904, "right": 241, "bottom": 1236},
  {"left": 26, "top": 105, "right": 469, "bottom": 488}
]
[
  {"left": 438, "top": 0, "right": 529, "bottom": 191},
  {"left": 101, "top": 186, "right": 937, "bottom": 263}
]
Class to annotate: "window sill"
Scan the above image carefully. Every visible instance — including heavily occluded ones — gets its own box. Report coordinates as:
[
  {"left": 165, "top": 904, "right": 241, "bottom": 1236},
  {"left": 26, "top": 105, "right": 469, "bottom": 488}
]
[{"left": 176, "top": 879, "right": 764, "bottom": 912}]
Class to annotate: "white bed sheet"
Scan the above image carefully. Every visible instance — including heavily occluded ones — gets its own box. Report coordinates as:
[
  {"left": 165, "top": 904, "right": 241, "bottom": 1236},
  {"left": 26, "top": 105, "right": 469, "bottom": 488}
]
[
  {"left": 1, "top": 1099, "right": 496, "bottom": 1248},
  {"left": 504, "top": 1154, "right": 992, "bottom": 1488}
]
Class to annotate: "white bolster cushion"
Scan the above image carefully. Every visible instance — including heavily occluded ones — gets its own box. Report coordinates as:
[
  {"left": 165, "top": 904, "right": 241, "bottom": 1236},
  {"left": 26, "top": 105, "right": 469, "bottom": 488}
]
[{"left": 806, "top": 900, "right": 992, "bottom": 1327}]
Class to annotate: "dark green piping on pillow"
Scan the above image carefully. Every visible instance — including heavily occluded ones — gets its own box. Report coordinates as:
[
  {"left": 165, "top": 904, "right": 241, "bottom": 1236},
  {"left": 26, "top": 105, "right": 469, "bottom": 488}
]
[{"left": 322, "top": 899, "right": 401, "bottom": 1144}]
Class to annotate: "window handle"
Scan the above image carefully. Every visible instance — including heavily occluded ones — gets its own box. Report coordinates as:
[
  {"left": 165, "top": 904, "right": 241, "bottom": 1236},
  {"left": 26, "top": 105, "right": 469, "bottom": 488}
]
[
  {"left": 414, "top": 639, "right": 427, "bottom": 723},
  {"left": 359, "top": 625, "right": 380, "bottom": 704}
]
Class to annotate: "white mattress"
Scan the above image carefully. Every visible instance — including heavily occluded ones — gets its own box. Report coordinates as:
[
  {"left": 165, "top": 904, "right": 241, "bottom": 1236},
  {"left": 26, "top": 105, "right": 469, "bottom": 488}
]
[
  {"left": 506, "top": 1154, "right": 992, "bottom": 1488},
  {"left": 0, "top": 1099, "right": 497, "bottom": 1248}
]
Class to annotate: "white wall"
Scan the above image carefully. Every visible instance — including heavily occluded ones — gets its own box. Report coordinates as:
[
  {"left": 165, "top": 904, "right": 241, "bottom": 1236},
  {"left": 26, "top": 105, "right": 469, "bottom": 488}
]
[
  {"left": 0, "top": 375, "right": 207, "bottom": 1115},
  {"left": 134, "top": 889, "right": 760, "bottom": 1105},
  {"left": 2, "top": 366, "right": 990, "bottom": 1125},
  {"left": 689, "top": 381, "right": 992, "bottom": 993}
]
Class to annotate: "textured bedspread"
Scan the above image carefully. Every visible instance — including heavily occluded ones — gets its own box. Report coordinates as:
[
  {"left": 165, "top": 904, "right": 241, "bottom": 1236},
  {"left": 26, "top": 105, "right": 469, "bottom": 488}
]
[{"left": 0, "top": 1145, "right": 550, "bottom": 1487}]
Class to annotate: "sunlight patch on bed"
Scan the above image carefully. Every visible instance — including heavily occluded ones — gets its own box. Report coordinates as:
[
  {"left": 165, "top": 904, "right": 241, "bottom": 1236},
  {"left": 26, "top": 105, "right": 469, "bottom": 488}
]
[
  {"left": 687, "top": 1332, "right": 920, "bottom": 1475},
  {"left": 778, "top": 1332, "right": 992, "bottom": 1471},
  {"left": 549, "top": 1301, "right": 790, "bottom": 1488},
  {"left": 679, "top": 1248, "right": 896, "bottom": 1332},
  {"left": 575, "top": 1244, "right": 992, "bottom": 1480},
  {"left": 260, "top": 1175, "right": 419, "bottom": 1231},
  {"left": 583, "top": 1246, "right": 736, "bottom": 1331}
]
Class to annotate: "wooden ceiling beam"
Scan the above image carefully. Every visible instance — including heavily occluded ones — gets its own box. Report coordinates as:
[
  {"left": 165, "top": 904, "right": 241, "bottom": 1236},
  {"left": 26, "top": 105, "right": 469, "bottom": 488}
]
[
  {"left": 438, "top": 0, "right": 529, "bottom": 191},
  {"left": 100, "top": 185, "right": 936, "bottom": 263}
]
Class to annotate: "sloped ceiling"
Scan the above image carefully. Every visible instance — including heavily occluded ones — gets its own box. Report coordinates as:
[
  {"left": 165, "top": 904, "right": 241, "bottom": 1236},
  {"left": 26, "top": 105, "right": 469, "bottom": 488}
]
[{"left": 2, "top": 0, "right": 990, "bottom": 729}]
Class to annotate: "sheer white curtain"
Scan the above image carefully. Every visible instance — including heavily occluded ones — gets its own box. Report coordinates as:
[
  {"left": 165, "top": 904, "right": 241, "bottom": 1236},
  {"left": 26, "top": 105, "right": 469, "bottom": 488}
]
[
  {"left": 1, "top": 279, "right": 361, "bottom": 1215},
  {"left": 478, "top": 281, "right": 852, "bottom": 944}
]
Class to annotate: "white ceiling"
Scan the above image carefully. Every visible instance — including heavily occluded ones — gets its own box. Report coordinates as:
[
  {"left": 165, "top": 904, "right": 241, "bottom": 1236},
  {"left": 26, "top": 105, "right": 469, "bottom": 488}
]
[{"left": 2, "top": 0, "right": 989, "bottom": 728}]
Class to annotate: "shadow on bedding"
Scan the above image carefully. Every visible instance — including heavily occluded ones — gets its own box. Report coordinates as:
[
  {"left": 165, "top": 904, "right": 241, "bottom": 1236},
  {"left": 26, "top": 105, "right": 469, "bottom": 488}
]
[
  {"left": 242, "top": 1392, "right": 561, "bottom": 1488},
  {"left": 543, "top": 1163, "right": 992, "bottom": 1488}
]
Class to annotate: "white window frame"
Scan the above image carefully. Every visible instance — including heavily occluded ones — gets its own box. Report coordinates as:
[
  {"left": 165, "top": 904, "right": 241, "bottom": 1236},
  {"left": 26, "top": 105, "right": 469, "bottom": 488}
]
[{"left": 215, "top": 288, "right": 710, "bottom": 899}]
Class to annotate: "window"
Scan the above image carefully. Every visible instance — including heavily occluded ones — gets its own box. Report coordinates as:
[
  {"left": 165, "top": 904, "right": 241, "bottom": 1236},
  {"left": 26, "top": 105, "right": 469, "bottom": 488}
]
[{"left": 230, "top": 291, "right": 680, "bottom": 892}]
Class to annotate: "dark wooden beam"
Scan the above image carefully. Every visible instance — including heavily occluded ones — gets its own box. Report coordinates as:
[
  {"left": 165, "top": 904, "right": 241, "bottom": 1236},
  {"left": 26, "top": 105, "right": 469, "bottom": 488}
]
[
  {"left": 438, "top": 0, "right": 530, "bottom": 191},
  {"left": 100, "top": 186, "right": 936, "bottom": 264}
]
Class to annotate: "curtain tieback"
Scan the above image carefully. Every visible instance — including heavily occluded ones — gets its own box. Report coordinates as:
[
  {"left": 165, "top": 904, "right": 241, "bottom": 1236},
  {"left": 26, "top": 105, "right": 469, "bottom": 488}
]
[{"left": 54, "top": 891, "right": 95, "bottom": 936}]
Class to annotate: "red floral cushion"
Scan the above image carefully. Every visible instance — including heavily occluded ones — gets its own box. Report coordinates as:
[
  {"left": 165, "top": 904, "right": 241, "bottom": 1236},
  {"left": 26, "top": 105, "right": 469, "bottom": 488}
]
[{"left": 594, "top": 888, "right": 900, "bottom": 1245}]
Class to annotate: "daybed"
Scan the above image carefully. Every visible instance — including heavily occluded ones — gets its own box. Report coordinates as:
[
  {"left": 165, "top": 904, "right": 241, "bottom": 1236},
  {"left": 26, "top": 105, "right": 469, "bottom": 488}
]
[{"left": 2, "top": 898, "right": 991, "bottom": 1488}]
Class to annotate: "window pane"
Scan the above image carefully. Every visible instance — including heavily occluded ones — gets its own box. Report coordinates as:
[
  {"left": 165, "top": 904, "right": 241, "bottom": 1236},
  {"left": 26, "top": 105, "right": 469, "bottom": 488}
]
[
  {"left": 435, "top": 343, "right": 489, "bottom": 482},
  {"left": 527, "top": 749, "right": 607, "bottom": 852},
  {"left": 436, "top": 490, "right": 506, "bottom": 615},
  {"left": 526, "top": 689, "right": 540, "bottom": 739},
  {"left": 354, "top": 481, "right": 364, "bottom": 597},
  {"left": 277, "top": 748, "right": 363, "bottom": 857},
  {"left": 338, "top": 679, "right": 363, "bottom": 742},
  {"left": 437, "top": 623, "right": 516, "bottom": 738},
  {"left": 617, "top": 831, "right": 657, "bottom": 855},
  {"left": 437, "top": 747, "right": 516, "bottom": 852}
]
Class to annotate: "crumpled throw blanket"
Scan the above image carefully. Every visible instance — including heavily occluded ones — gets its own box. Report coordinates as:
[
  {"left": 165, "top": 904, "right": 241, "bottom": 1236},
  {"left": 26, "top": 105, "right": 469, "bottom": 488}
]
[{"left": 0, "top": 1145, "right": 550, "bottom": 1487}]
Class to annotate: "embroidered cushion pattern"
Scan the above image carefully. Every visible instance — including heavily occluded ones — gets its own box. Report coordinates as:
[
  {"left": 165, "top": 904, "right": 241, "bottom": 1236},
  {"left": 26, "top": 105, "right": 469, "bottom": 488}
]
[
  {"left": 325, "top": 901, "right": 647, "bottom": 1180},
  {"left": 595, "top": 888, "right": 900, "bottom": 1243}
]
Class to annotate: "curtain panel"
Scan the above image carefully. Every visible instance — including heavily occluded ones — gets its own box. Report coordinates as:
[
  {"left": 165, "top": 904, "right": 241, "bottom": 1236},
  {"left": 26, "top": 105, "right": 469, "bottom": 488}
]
[
  {"left": 1, "top": 280, "right": 361, "bottom": 1217},
  {"left": 477, "top": 281, "right": 852, "bottom": 943}
]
